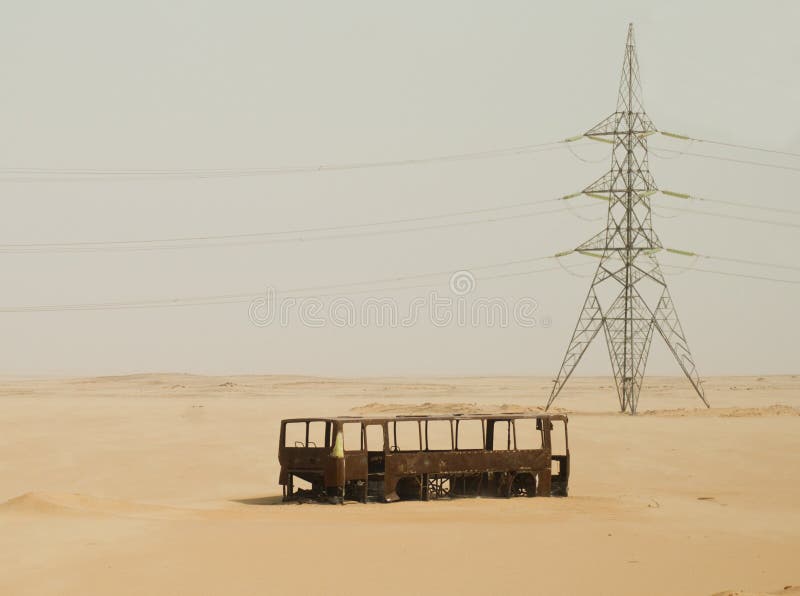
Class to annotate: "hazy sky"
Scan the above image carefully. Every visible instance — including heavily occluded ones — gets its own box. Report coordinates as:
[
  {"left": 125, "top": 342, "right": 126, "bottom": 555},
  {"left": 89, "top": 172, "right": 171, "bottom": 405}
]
[{"left": 0, "top": 1, "right": 798, "bottom": 377}]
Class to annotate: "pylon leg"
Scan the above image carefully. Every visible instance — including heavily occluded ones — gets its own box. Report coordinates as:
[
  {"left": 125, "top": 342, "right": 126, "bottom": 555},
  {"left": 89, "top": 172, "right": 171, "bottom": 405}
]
[
  {"left": 546, "top": 289, "right": 604, "bottom": 410},
  {"left": 652, "top": 288, "right": 708, "bottom": 407}
]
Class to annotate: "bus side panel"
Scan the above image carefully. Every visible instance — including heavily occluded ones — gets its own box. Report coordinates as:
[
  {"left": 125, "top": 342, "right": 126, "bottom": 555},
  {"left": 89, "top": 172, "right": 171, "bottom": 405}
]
[
  {"left": 279, "top": 447, "right": 330, "bottom": 488},
  {"left": 343, "top": 452, "right": 368, "bottom": 482},
  {"left": 384, "top": 449, "right": 551, "bottom": 499}
]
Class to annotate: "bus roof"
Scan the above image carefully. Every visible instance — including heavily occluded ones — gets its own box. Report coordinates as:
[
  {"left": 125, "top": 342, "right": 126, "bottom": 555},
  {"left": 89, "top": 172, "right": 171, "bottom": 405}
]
[{"left": 281, "top": 413, "right": 568, "bottom": 424}]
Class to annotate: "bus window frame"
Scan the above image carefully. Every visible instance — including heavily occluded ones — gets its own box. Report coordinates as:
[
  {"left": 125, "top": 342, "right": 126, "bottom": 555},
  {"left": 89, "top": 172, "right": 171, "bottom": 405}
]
[
  {"left": 391, "top": 419, "right": 422, "bottom": 452},
  {"left": 454, "top": 418, "right": 485, "bottom": 450},
  {"left": 424, "top": 419, "right": 454, "bottom": 451}
]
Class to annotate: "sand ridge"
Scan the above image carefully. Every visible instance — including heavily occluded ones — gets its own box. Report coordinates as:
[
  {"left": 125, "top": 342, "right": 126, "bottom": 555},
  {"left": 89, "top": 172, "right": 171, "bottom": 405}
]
[
  {"left": 353, "top": 401, "right": 799, "bottom": 417},
  {"left": 0, "top": 492, "right": 197, "bottom": 519},
  {"left": 712, "top": 587, "right": 800, "bottom": 596},
  {"left": 640, "top": 404, "right": 800, "bottom": 417}
]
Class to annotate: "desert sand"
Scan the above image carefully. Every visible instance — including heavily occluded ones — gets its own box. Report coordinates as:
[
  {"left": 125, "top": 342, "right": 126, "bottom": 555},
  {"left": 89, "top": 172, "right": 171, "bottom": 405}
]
[{"left": 1, "top": 374, "right": 798, "bottom": 596}]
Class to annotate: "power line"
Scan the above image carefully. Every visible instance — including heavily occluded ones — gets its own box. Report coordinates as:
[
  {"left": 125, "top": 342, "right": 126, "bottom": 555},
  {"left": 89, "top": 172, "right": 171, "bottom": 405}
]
[
  {"left": 661, "top": 248, "right": 800, "bottom": 273},
  {"left": 1, "top": 129, "right": 797, "bottom": 181},
  {"left": 564, "top": 141, "right": 607, "bottom": 164},
  {"left": 0, "top": 195, "right": 601, "bottom": 254},
  {"left": 662, "top": 265, "right": 800, "bottom": 285},
  {"left": 7, "top": 245, "right": 797, "bottom": 313},
  {"left": 267, "top": 254, "right": 560, "bottom": 295},
  {"left": 650, "top": 145, "right": 800, "bottom": 173},
  {"left": 559, "top": 245, "right": 800, "bottom": 283},
  {"left": 657, "top": 203, "right": 800, "bottom": 229},
  {"left": 0, "top": 137, "right": 584, "bottom": 182},
  {"left": 659, "top": 189, "right": 800, "bottom": 217},
  {"left": 0, "top": 253, "right": 580, "bottom": 313},
  {"left": 588, "top": 188, "right": 800, "bottom": 220},
  {"left": 562, "top": 246, "right": 800, "bottom": 275},
  {"left": 659, "top": 130, "right": 800, "bottom": 159},
  {"left": 703, "top": 254, "right": 800, "bottom": 272},
  {"left": 310, "top": 262, "right": 596, "bottom": 301}
]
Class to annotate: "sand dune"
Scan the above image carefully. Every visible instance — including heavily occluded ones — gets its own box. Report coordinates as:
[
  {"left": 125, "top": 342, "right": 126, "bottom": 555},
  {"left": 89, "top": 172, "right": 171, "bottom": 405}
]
[
  {"left": 353, "top": 401, "right": 800, "bottom": 417},
  {"left": 0, "top": 374, "right": 798, "bottom": 595},
  {"left": 712, "top": 587, "right": 800, "bottom": 596},
  {"left": 0, "top": 492, "right": 195, "bottom": 519},
  {"left": 641, "top": 404, "right": 800, "bottom": 417},
  {"left": 353, "top": 401, "right": 554, "bottom": 415}
]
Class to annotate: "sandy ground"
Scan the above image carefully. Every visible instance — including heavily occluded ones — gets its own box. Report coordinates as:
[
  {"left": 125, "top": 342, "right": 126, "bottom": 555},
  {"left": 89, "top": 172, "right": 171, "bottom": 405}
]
[{"left": 1, "top": 374, "right": 799, "bottom": 596}]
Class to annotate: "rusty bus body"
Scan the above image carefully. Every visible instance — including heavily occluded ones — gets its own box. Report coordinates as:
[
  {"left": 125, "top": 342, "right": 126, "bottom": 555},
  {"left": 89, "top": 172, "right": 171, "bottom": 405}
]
[{"left": 278, "top": 414, "right": 569, "bottom": 503}]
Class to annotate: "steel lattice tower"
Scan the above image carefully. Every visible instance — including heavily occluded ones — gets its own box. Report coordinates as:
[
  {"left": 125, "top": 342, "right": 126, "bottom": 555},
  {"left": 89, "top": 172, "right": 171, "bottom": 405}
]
[{"left": 546, "top": 24, "right": 709, "bottom": 414}]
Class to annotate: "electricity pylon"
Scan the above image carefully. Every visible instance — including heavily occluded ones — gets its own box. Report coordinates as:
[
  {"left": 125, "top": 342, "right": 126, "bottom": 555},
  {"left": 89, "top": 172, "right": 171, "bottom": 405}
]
[{"left": 546, "top": 23, "right": 709, "bottom": 414}]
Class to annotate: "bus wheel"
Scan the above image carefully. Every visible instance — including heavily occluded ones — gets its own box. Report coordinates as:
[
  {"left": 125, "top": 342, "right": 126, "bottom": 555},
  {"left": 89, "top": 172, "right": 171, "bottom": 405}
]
[
  {"left": 426, "top": 475, "right": 451, "bottom": 500},
  {"left": 510, "top": 473, "right": 536, "bottom": 498}
]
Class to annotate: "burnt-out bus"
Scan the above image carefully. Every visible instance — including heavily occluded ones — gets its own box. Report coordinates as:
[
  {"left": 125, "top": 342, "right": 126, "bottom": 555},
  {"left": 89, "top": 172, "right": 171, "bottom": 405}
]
[{"left": 278, "top": 413, "right": 569, "bottom": 503}]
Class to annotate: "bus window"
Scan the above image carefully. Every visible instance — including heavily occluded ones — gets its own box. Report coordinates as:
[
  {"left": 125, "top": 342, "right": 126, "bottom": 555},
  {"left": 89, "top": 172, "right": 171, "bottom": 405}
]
[
  {"left": 364, "top": 424, "right": 385, "bottom": 453},
  {"left": 390, "top": 420, "right": 421, "bottom": 451},
  {"left": 550, "top": 420, "right": 568, "bottom": 455},
  {"left": 307, "top": 421, "right": 327, "bottom": 448},
  {"left": 284, "top": 422, "right": 306, "bottom": 447},
  {"left": 342, "top": 422, "right": 362, "bottom": 452},
  {"left": 455, "top": 419, "right": 484, "bottom": 450},
  {"left": 425, "top": 420, "right": 453, "bottom": 451},
  {"left": 514, "top": 418, "right": 543, "bottom": 450},
  {"left": 491, "top": 420, "right": 513, "bottom": 451}
]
